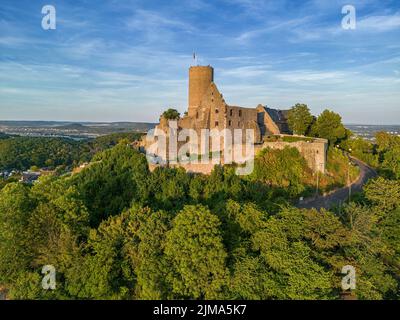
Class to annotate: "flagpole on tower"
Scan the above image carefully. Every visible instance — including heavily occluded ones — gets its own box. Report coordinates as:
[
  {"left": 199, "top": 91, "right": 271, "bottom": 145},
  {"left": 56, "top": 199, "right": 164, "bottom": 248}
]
[{"left": 193, "top": 51, "right": 197, "bottom": 66}]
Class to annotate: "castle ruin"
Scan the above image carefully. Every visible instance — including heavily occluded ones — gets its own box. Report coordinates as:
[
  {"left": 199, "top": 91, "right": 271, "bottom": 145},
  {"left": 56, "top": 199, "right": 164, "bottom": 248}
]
[{"left": 144, "top": 65, "right": 327, "bottom": 174}]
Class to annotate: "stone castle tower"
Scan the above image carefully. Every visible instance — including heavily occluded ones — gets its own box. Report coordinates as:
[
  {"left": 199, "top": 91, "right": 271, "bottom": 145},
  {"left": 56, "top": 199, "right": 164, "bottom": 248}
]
[{"left": 188, "top": 66, "right": 214, "bottom": 118}]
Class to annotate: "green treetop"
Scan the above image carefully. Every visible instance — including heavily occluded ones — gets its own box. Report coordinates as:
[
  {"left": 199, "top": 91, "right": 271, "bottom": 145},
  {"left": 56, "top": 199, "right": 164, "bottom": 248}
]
[
  {"left": 311, "top": 109, "right": 347, "bottom": 145},
  {"left": 287, "top": 103, "right": 314, "bottom": 135},
  {"left": 162, "top": 108, "right": 180, "bottom": 120}
]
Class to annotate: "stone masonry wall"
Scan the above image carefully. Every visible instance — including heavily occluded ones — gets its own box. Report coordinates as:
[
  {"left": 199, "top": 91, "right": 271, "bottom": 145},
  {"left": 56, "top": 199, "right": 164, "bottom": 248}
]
[{"left": 261, "top": 137, "right": 328, "bottom": 173}]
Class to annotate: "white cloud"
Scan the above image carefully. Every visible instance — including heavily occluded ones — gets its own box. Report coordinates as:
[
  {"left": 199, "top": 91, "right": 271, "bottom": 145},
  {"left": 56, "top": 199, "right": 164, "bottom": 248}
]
[
  {"left": 358, "top": 12, "right": 400, "bottom": 32},
  {"left": 219, "top": 65, "right": 271, "bottom": 78},
  {"left": 60, "top": 39, "right": 106, "bottom": 59},
  {"left": 0, "top": 36, "right": 48, "bottom": 48},
  {"left": 235, "top": 17, "right": 312, "bottom": 43},
  {"left": 125, "top": 9, "right": 194, "bottom": 33},
  {"left": 276, "top": 70, "right": 354, "bottom": 83}
]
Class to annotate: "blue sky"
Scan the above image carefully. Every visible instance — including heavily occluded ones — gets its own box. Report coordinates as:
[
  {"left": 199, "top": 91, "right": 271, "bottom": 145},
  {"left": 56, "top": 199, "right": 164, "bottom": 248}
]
[{"left": 0, "top": 0, "right": 399, "bottom": 124}]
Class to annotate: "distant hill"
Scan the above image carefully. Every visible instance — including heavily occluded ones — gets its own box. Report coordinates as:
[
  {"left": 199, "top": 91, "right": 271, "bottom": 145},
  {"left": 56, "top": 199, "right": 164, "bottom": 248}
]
[
  {"left": 346, "top": 124, "right": 400, "bottom": 140},
  {"left": 0, "top": 120, "right": 156, "bottom": 130},
  {"left": 56, "top": 123, "right": 86, "bottom": 130},
  {"left": 0, "top": 121, "right": 157, "bottom": 138}
]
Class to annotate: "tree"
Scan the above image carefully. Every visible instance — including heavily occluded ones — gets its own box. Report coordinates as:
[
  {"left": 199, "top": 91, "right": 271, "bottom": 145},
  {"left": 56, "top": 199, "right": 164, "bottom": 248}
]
[
  {"left": 251, "top": 147, "right": 309, "bottom": 197},
  {"left": 287, "top": 104, "right": 314, "bottom": 135},
  {"left": 311, "top": 110, "right": 347, "bottom": 145},
  {"left": 340, "top": 203, "right": 398, "bottom": 299},
  {"left": 65, "top": 212, "right": 135, "bottom": 299},
  {"left": 162, "top": 108, "right": 180, "bottom": 120},
  {"left": 375, "top": 131, "right": 396, "bottom": 153},
  {"left": 249, "top": 208, "right": 341, "bottom": 299},
  {"left": 230, "top": 256, "right": 274, "bottom": 299},
  {"left": 0, "top": 183, "right": 36, "bottom": 285},
  {"left": 0, "top": 136, "right": 86, "bottom": 171},
  {"left": 134, "top": 209, "right": 172, "bottom": 299},
  {"left": 147, "top": 167, "right": 190, "bottom": 210},
  {"left": 364, "top": 177, "right": 400, "bottom": 213},
  {"left": 377, "top": 207, "right": 400, "bottom": 271},
  {"left": 373, "top": 132, "right": 400, "bottom": 179},
  {"left": 382, "top": 145, "right": 400, "bottom": 180},
  {"left": 71, "top": 144, "right": 150, "bottom": 227},
  {"left": 164, "top": 205, "right": 228, "bottom": 299}
]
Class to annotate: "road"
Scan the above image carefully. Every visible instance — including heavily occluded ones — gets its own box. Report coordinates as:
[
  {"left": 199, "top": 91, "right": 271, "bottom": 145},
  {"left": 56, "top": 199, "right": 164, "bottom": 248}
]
[{"left": 297, "top": 156, "right": 377, "bottom": 210}]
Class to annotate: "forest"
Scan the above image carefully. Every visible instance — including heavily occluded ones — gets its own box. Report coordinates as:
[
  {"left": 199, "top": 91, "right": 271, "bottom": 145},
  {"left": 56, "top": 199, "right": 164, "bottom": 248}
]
[
  {"left": 0, "top": 132, "right": 143, "bottom": 171},
  {"left": 0, "top": 107, "right": 399, "bottom": 300}
]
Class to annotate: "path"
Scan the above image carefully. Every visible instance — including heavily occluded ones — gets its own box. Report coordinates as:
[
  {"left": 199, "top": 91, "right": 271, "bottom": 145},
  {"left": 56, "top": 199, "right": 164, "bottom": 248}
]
[{"left": 297, "top": 156, "right": 377, "bottom": 210}]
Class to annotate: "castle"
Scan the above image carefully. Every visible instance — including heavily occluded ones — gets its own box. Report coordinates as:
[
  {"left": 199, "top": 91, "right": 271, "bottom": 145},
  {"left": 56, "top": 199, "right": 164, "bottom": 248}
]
[
  {"left": 144, "top": 65, "right": 327, "bottom": 174},
  {"left": 173, "top": 65, "right": 291, "bottom": 142}
]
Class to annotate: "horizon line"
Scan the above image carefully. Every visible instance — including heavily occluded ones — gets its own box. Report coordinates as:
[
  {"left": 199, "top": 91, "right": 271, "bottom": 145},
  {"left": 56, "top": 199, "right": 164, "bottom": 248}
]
[{"left": 0, "top": 120, "right": 400, "bottom": 126}]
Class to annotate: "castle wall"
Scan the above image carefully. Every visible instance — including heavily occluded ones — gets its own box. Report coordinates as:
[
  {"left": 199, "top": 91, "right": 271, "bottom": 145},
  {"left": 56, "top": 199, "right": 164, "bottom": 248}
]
[
  {"left": 171, "top": 163, "right": 217, "bottom": 175},
  {"left": 225, "top": 106, "right": 257, "bottom": 129},
  {"left": 256, "top": 104, "right": 281, "bottom": 135},
  {"left": 148, "top": 163, "right": 217, "bottom": 175},
  {"left": 145, "top": 134, "right": 327, "bottom": 175},
  {"left": 261, "top": 137, "right": 328, "bottom": 172},
  {"left": 225, "top": 106, "right": 261, "bottom": 143},
  {"left": 200, "top": 82, "right": 226, "bottom": 130}
]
